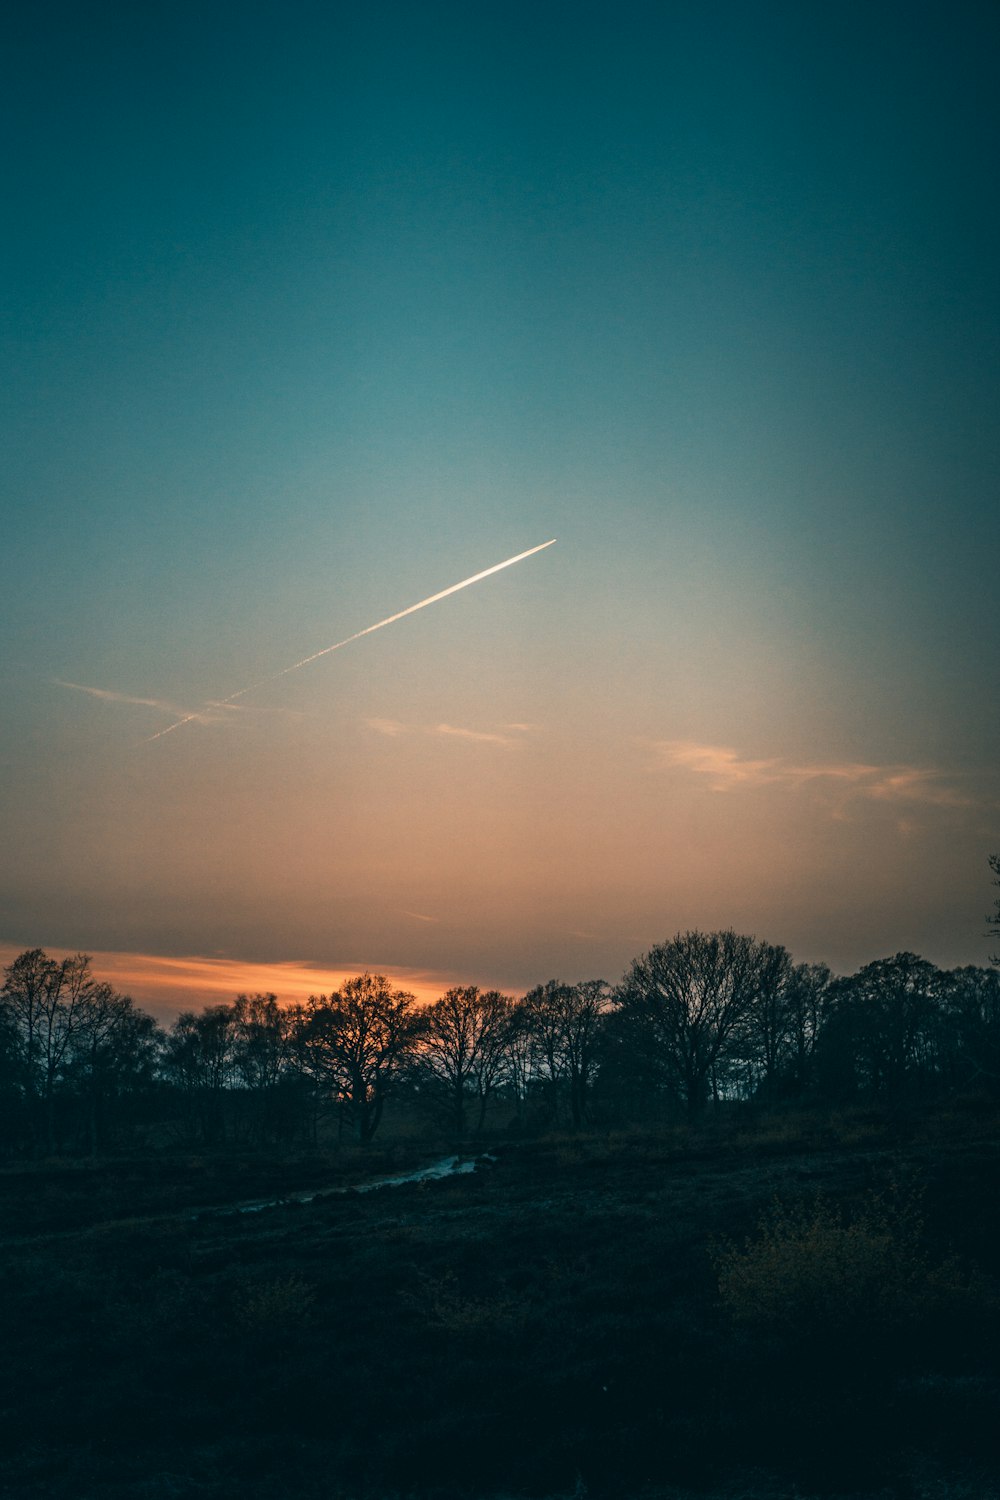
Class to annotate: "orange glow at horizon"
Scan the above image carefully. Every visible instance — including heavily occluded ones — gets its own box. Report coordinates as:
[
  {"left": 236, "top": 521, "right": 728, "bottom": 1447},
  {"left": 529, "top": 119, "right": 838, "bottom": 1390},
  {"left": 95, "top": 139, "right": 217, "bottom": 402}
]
[{"left": 0, "top": 943, "right": 483, "bottom": 1018}]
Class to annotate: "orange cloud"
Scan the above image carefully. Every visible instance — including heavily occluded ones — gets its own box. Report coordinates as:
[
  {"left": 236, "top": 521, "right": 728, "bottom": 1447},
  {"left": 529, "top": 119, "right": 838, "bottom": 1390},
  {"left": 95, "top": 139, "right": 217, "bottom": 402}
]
[{"left": 0, "top": 943, "right": 471, "bottom": 1019}]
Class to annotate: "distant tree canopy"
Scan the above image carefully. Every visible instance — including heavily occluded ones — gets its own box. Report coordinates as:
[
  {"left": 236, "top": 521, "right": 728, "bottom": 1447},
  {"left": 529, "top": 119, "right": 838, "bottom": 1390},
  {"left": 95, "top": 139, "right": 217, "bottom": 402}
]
[{"left": 3, "top": 906, "right": 1000, "bottom": 1156}]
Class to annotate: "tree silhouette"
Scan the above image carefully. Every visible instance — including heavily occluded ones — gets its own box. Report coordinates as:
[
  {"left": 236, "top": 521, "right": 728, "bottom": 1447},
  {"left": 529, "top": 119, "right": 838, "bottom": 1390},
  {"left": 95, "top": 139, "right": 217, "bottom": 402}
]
[
  {"left": 947, "top": 964, "right": 1000, "bottom": 1090},
  {"left": 415, "top": 986, "right": 512, "bottom": 1135},
  {"left": 298, "top": 974, "right": 420, "bottom": 1143},
  {"left": 163, "top": 1005, "right": 237, "bottom": 1144},
  {"left": 65, "top": 986, "right": 159, "bottom": 1152},
  {"left": 819, "top": 954, "right": 947, "bottom": 1100},
  {"left": 1, "top": 951, "right": 106, "bottom": 1150},
  {"left": 614, "top": 931, "right": 775, "bottom": 1116}
]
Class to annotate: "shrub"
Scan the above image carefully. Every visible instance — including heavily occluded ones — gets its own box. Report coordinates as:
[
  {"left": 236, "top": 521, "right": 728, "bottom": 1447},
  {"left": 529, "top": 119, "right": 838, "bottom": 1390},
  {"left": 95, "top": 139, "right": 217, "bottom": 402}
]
[
  {"left": 233, "top": 1272, "right": 315, "bottom": 1334},
  {"left": 712, "top": 1185, "right": 945, "bottom": 1339},
  {"left": 403, "top": 1268, "right": 526, "bottom": 1338}
]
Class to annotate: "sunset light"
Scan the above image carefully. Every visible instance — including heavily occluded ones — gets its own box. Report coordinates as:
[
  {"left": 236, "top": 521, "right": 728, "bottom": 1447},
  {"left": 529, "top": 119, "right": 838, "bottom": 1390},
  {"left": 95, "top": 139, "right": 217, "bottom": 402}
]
[{"left": 2, "top": 4, "right": 999, "bottom": 1493}]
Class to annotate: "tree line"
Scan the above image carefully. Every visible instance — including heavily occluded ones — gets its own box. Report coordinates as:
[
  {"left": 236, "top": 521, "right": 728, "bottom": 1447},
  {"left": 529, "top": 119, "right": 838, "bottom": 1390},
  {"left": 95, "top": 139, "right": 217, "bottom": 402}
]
[{"left": 2, "top": 902, "right": 999, "bottom": 1156}]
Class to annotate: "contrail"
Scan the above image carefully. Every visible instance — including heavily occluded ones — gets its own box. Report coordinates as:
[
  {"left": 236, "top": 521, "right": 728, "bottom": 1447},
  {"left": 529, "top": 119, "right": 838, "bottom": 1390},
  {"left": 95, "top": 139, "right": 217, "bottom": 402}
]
[
  {"left": 145, "top": 539, "right": 557, "bottom": 743},
  {"left": 56, "top": 681, "right": 197, "bottom": 717}
]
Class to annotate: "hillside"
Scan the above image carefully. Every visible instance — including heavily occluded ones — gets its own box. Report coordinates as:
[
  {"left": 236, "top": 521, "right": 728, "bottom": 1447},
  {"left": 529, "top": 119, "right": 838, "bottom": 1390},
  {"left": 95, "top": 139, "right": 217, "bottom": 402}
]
[{"left": 2, "top": 1105, "right": 999, "bottom": 1499}]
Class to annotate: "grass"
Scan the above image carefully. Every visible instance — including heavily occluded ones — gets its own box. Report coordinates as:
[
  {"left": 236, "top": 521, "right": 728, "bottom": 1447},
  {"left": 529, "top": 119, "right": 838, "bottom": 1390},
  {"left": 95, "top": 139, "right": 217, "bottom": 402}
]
[{"left": 0, "top": 1101, "right": 998, "bottom": 1498}]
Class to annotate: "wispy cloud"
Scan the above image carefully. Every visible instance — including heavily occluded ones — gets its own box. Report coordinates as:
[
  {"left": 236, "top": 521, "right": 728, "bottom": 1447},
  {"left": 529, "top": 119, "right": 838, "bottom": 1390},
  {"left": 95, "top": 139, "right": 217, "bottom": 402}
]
[
  {"left": 365, "top": 718, "right": 516, "bottom": 746},
  {"left": 366, "top": 717, "right": 408, "bottom": 737},
  {"left": 203, "top": 699, "right": 305, "bottom": 718},
  {"left": 647, "top": 739, "right": 987, "bottom": 812},
  {"left": 55, "top": 679, "right": 200, "bottom": 717},
  {"left": 55, "top": 679, "right": 231, "bottom": 727},
  {"left": 433, "top": 723, "right": 513, "bottom": 745},
  {"left": 402, "top": 910, "right": 440, "bottom": 924},
  {"left": 57, "top": 680, "right": 304, "bottom": 731}
]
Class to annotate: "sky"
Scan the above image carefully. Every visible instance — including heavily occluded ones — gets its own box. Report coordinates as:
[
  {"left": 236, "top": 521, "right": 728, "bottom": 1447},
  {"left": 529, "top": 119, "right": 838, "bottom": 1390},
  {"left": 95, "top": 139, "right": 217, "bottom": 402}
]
[{"left": 3, "top": 1, "right": 999, "bottom": 1016}]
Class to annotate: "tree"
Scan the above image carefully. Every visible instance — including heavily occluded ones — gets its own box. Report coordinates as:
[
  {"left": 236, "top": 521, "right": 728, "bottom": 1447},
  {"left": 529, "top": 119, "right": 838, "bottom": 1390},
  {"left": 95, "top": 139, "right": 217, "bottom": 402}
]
[
  {"left": 613, "top": 931, "right": 776, "bottom": 1117},
  {"left": 499, "top": 997, "right": 535, "bottom": 1123},
  {"left": 416, "top": 986, "right": 512, "bottom": 1135},
  {"left": 946, "top": 965, "right": 1000, "bottom": 1091},
  {"left": 467, "top": 991, "right": 515, "bottom": 1131},
  {"left": 297, "top": 974, "right": 420, "bottom": 1143},
  {"left": 1, "top": 950, "right": 162, "bottom": 1153},
  {"left": 515, "top": 979, "right": 609, "bottom": 1127},
  {"left": 231, "top": 993, "right": 288, "bottom": 1093},
  {"left": 1, "top": 950, "right": 106, "bottom": 1150},
  {"left": 783, "top": 962, "right": 832, "bottom": 1095},
  {"left": 163, "top": 1005, "right": 237, "bottom": 1144},
  {"left": 818, "top": 954, "right": 946, "bottom": 1100},
  {"left": 556, "top": 980, "right": 608, "bottom": 1128},
  {"left": 734, "top": 944, "right": 794, "bottom": 1101},
  {"left": 0, "top": 949, "right": 54, "bottom": 1142},
  {"left": 988, "top": 854, "right": 1000, "bottom": 966},
  {"left": 65, "top": 988, "right": 160, "bottom": 1152},
  {"left": 230, "top": 993, "right": 300, "bottom": 1141},
  {"left": 0, "top": 996, "right": 25, "bottom": 1151},
  {"left": 521, "top": 981, "right": 569, "bottom": 1123},
  {"left": 733, "top": 953, "right": 832, "bottom": 1103}
]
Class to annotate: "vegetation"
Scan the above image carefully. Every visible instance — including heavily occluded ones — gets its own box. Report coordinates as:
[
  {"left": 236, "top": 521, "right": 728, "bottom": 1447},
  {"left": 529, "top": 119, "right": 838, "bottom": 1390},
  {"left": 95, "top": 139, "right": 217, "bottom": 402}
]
[
  {"left": 1, "top": 857, "right": 998, "bottom": 1496},
  {"left": 3, "top": 928, "right": 1000, "bottom": 1156},
  {"left": 1, "top": 1103, "right": 998, "bottom": 1498}
]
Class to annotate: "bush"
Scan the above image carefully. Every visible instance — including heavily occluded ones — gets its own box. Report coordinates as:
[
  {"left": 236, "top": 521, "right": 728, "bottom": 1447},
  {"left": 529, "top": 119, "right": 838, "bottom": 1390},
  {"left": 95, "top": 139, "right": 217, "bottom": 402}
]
[
  {"left": 403, "top": 1268, "right": 526, "bottom": 1338},
  {"left": 233, "top": 1273, "right": 315, "bottom": 1335},
  {"left": 712, "top": 1184, "right": 948, "bottom": 1339}
]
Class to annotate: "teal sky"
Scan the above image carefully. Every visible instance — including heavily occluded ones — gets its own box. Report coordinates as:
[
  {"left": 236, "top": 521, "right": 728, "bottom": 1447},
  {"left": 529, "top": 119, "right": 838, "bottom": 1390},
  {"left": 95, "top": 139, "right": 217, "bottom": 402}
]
[{"left": 3, "top": 1, "right": 998, "bottom": 1007}]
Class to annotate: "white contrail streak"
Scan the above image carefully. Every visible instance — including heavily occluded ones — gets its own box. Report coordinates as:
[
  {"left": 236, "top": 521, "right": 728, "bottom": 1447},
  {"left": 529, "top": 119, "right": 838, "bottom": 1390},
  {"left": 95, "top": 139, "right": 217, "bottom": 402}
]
[{"left": 144, "top": 539, "right": 557, "bottom": 743}]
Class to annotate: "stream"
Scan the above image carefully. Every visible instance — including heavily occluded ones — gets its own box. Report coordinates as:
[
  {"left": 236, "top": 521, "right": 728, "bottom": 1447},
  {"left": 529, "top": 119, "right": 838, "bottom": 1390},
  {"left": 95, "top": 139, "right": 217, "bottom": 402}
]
[{"left": 200, "top": 1152, "right": 495, "bottom": 1218}]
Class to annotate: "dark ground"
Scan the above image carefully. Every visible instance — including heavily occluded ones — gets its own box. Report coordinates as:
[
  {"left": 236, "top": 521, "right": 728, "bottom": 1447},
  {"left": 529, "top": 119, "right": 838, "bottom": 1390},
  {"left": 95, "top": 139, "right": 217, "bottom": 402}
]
[{"left": 2, "top": 1102, "right": 999, "bottom": 1499}]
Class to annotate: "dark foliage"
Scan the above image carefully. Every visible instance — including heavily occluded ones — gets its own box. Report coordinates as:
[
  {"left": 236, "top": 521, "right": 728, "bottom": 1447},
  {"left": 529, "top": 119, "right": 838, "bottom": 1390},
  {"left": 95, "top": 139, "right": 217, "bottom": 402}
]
[
  {"left": 3, "top": 878, "right": 1000, "bottom": 1496},
  {"left": 0, "top": 1106, "right": 999, "bottom": 1498}
]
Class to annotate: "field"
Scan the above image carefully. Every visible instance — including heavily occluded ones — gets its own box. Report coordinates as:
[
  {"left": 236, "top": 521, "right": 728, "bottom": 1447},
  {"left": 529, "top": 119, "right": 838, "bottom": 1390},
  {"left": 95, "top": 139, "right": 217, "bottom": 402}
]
[{"left": 2, "top": 1103, "right": 999, "bottom": 1499}]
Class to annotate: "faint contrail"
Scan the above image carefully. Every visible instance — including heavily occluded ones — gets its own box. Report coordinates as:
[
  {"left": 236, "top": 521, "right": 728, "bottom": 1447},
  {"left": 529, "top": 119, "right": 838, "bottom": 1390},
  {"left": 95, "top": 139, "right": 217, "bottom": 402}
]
[
  {"left": 56, "top": 680, "right": 197, "bottom": 716},
  {"left": 145, "top": 539, "right": 557, "bottom": 743}
]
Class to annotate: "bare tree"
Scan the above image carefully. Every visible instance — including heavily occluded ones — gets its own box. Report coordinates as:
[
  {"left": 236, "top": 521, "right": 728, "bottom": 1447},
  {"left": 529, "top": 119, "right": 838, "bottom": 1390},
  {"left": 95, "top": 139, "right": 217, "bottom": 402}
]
[
  {"left": 737, "top": 944, "right": 794, "bottom": 1100},
  {"left": 614, "top": 931, "right": 774, "bottom": 1116},
  {"left": 784, "top": 962, "right": 832, "bottom": 1095},
  {"left": 518, "top": 979, "right": 609, "bottom": 1127},
  {"left": 521, "top": 981, "right": 571, "bottom": 1124},
  {"left": 67, "top": 987, "right": 159, "bottom": 1152},
  {"left": 988, "top": 854, "right": 1000, "bottom": 966},
  {"left": 1, "top": 950, "right": 105, "bottom": 1150},
  {"left": 468, "top": 990, "right": 514, "bottom": 1131},
  {"left": 500, "top": 998, "right": 535, "bottom": 1123},
  {"left": 298, "top": 974, "right": 420, "bottom": 1143},
  {"left": 417, "top": 986, "right": 513, "bottom": 1135},
  {"left": 231, "top": 993, "right": 289, "bottom": 1092},
  {"left": 163, "top": 1005, "right": 237, "bottom": 1144}
]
